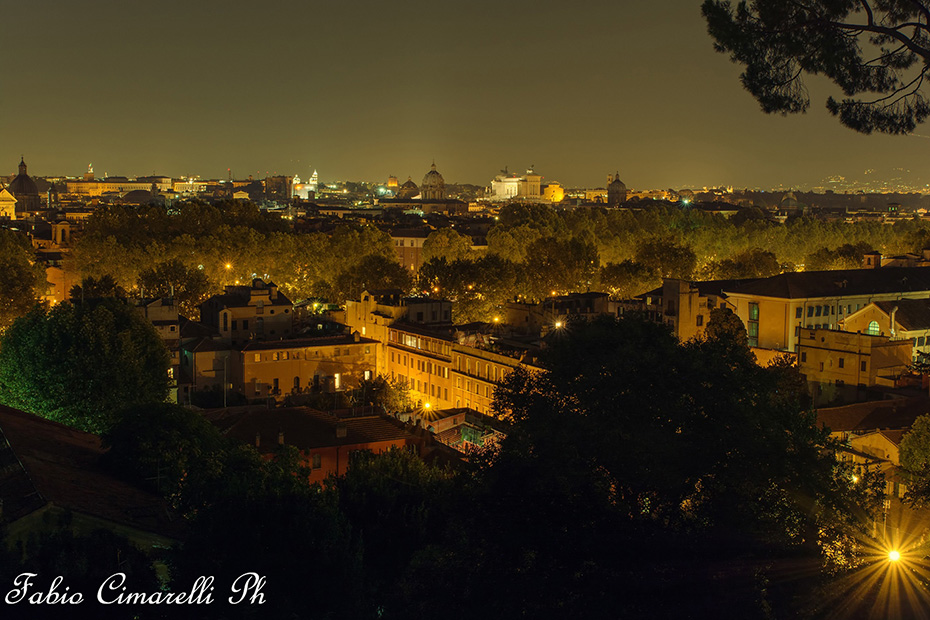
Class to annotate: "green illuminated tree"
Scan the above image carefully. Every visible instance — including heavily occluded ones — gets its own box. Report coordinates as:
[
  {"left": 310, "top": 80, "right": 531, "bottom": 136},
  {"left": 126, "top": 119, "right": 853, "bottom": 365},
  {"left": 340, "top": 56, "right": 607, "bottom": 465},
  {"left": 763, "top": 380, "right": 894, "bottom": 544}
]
[
  {"left": 899, "top": 413, "right": 930, "bottom": 505},
  {"left": 703, "top": 0, "right": 930, "bottom": 133},
  {"left": 0, "top": 299, "right": 170, "bottom": 434},
  {"left": 0, "top": 230, "right": 42, "bottom": 331}
]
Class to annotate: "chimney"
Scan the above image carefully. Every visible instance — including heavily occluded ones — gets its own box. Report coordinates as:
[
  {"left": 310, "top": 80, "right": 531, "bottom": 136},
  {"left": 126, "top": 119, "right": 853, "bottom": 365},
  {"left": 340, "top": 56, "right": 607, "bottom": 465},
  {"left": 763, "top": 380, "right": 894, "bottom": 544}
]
[
  {"left": 336, "top": 423, "right": 347, "bottom": 438},
  {"left": 255, "top": 432, "right": 261, "bottom": 448},
  {"left": 278, "top": 430, "right": 285, "bottom": 445}
]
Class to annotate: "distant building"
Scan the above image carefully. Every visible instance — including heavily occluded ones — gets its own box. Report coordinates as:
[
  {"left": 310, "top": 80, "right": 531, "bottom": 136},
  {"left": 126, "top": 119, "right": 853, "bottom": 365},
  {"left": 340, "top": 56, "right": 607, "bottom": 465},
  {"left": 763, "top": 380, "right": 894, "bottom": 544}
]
[
  {"left": 200, "top": 278, "right": 295, "bottom": 346},
  {"left": 397, "top": 177, "right": 419, "bottom": 199},
  {"left": 65, "top": 175, "right": 172, "bottom": 197},
  {"left": 421, "top": 163, "right": 445, "bottom": 200},
  {"left": 8, "top": 158, "right": 41, "bottom": 213},
  {"left": 0, "top": 187, "right": 16, "bottom": 219},
  {"left": 490, "top": 167, "right": 543, "bottom": 201},
  {"left": 607, "top": 172, "right": 627, "bottom": 206}
]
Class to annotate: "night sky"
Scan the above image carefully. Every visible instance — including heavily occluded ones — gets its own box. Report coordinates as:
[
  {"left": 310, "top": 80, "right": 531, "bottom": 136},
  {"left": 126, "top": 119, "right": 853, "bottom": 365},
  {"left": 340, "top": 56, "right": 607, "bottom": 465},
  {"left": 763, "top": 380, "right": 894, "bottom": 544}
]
[{"left": 4, "top": 0, "right": 928, "bottom": 190}]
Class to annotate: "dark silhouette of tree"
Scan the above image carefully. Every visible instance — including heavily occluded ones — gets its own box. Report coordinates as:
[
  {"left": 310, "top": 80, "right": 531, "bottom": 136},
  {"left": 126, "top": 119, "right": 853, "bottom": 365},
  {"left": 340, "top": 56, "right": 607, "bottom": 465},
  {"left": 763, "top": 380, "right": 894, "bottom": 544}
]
[
  {"left": 137, "top": 258, "right": 214, "bottom": 318},
  {"left": 0, "top": 299, "right": 169, "bottom": 433},
  {"left": 703, "top": 0, "right": 930, "bottom": 133},
  {"left": 68, "top": 274, "right": 126, "bottom": 301},
  {"left": 332, "top": 253, "right": 412, "bottom": 303},
  {"left": 398, "top": 315, "right": 878, "bottom": 618}
]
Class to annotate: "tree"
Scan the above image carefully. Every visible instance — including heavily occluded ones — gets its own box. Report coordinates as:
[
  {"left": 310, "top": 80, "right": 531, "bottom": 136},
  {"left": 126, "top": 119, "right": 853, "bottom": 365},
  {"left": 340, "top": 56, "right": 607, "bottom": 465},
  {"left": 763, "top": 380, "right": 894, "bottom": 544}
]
[
  {"left": 332, "top": 253, "right": 412, "bottom": 303},
  {"left": 137, "top": 258, "right": 215, "bottom": 317},
  {"left": 102, "top": 402, "right": 228, "bottom": 498},
  {"left": 899, "top": 413, "right": 930, "bottom": 504},
  {"left": 703, "top": 0, "right": 930, "bottom": 134},
  {"left": 421, "top": 228, "right": 473, "bottom": 263},
  {"left": 0, "top": 299, "right": 170, "bottom": 433},
  {"left": 634, "top": 237, "right": 697, "bottom": 279},
  {"left": 0, "top": 230, "right": 41, "bottom": 331},
  {"left": 351, "top": 374, "right": 413, "bottom": 413},
  {"left": 69, "top": 274, "right": 126, "bottom": 301},
  {"left": 599, "top": 260, "right": 661, "bottom": 299},
  {"left": 402, "top": 314, "right": 877, "bottom": 618}
]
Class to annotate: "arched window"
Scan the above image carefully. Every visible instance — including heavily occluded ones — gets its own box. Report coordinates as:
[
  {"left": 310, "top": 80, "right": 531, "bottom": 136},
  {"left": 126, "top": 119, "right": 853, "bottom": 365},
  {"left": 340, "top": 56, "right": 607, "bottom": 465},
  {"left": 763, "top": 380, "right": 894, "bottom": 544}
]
[{"left": 867, "top": 320, "right": 880, "bottom": 336}]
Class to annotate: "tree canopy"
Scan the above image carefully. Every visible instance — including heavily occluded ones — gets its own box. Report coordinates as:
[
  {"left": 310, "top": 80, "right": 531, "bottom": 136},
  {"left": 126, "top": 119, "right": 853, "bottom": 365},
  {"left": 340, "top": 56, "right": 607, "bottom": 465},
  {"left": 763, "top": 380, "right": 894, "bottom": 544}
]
[
  {"left": 0, "top": 299, "right": 170, "bottom": 433},
  {"left": 703, "top": 0, "right": 930, "bottom": 133},
  {"left": 0, "top": 230, "right": 42, "bottom": 331}
]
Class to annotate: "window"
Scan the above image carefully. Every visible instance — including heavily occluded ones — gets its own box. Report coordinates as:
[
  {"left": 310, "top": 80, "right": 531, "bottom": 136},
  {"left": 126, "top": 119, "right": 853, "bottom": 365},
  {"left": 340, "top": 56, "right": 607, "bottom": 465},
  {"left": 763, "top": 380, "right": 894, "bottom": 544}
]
[
  {"left": 795, "top": 307, "right": 802, "bottom": 319},
  {"left": 747, "top": 321, "right": 759, "bottom": 348},
  {"left": 696, "top": 315, "right": 704, "bottom": 327},
  {"left": 312, "top": 454, "right": 321, "bottom": 469},
  {"left": 920, "top": 337, "right": 927, "bottom": 347},
  {"left": 748, "top": 303, "right": 759, "bottom": 321},
  {"left": 861, "top": 361, "right": 867, "bottom": 372},
  {"left": 838, "top": 358, "right": 845, "bottom": 369},
  {"left": 867, "top": 321, "right": 880, "bottom": 336},
  {"left": 223, "top": 313, "right": 228, "bottom": 331},
  {"left": 801, "top": 352, "right": 807, "bottom": 362},
  {"left": 254, "top": 353, "right": 261, "bottom": 362},
  {"left": 815, "top": 306, "right": 822, "bottom": 317},
  {"left": 819, "top": 362, "right": 824, "bottom": 371},
  {"left": 243, "top": 320, "right": 249, "bottom": 330},
  {"left": 807, "top": 307, "right": 814, "bottom": 318},
  {"left": 334, "top": 373, "right": 341, "bottom": 390},
  {"left": 232, "top": 320, "right": 238, "bottom": 330},
  {"left": 273, "top": 378, "right": 279, "bottom": 394}
]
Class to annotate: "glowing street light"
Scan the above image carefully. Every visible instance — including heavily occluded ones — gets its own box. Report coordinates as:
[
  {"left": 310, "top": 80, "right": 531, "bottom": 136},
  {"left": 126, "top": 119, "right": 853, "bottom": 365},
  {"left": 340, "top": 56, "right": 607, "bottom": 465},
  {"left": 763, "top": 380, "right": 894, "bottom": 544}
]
[
  {"left": 554, "top": 321, "right": 563, "bottom": 329},
  {"left": 424, "top": 402, "right": 431, "bottom": 409},
  {"left": 889, "top": 550, "right": 901, "bottom": 562}
]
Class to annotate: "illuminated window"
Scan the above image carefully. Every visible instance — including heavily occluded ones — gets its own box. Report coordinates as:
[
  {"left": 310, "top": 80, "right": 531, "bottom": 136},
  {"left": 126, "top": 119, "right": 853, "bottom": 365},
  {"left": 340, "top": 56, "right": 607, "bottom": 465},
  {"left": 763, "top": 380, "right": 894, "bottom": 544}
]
[
  {"left": 867, "top": 321, "right": 880, "bottom": 336},
  {"left": 254, "top": 353, "right": 261, "bottom": 362}
]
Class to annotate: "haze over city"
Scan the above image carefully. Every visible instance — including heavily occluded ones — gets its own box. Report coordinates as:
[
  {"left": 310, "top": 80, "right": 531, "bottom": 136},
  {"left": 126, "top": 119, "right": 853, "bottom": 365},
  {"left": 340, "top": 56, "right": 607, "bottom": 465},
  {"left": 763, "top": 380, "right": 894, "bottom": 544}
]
[{"left": 5, "top": 0, "right": 930, "bottom": 190}]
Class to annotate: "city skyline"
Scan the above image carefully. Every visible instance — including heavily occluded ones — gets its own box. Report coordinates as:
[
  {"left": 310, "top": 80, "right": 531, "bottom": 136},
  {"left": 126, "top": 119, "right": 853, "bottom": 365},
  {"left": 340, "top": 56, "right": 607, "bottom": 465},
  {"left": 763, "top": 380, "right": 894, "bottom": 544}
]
[{"left": 4, "top": 1, "right": 930, "bottom": 190}]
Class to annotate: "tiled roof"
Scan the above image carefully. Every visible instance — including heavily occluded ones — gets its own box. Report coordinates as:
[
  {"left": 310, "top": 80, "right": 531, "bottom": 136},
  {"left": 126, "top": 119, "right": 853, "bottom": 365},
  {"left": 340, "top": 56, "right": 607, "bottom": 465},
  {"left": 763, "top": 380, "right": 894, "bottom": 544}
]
[
  {"left": 240, "top": 335, "right": 378, "bottom": 352},
  {"left": 205, "top": 407, "right": 415, "bottom": 453},
  {"left": 0, "top": 405, "right": 184, "bottom": 539},
  {"left": 725, "top": 267, "right": 930, "bottom": 300},
  {"left": 874, "top": 299, "right": 930, "bottom": 331},
  {"left": 816, "top": 397, "right": 930, "bottom": 433}
]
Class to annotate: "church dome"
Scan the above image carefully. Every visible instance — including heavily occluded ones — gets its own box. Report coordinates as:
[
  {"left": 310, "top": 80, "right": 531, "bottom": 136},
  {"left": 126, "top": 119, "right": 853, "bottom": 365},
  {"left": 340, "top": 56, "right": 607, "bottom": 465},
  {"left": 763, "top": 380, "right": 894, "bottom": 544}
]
[
  {"left": 609, "top": 173, "right": 626, "bottom": 191},
  {"left": 421, "top": 163, "right": 445, "bottom": 200},
  {"left": 397, "top": 177, "right": 419, "bottom": 199},
  {"left": 8, "top": 158, "right": 38, "bottom": 197},
  {"left": 121, "top": 189, "right": 155, "bottom": 204}
]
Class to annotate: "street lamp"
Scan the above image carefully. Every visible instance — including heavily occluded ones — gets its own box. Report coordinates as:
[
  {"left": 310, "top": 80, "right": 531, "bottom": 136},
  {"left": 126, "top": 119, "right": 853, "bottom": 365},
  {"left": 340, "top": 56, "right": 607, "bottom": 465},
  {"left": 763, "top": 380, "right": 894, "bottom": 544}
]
[{"left": 889, "top": 550, "right": 901, "bottom": 562}]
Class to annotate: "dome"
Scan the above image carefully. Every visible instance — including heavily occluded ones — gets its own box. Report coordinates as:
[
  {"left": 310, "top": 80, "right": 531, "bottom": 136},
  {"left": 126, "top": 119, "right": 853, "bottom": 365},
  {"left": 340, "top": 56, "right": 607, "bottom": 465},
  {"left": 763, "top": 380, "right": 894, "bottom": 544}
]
[
  {"left": 121, "top": 189, "right": 155, "bottom": 204},
  {"left": 8, "top": 158, "right": 38, "bottom": 197},
  {"left": 397, "top": 177, "right": 419, "bottom": 199},
  {"left": 421, "top": 163, "right": 445, "bottom": 200},
  {"left": 609, "top": 173, "right": 626, "bottom": 191}
]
